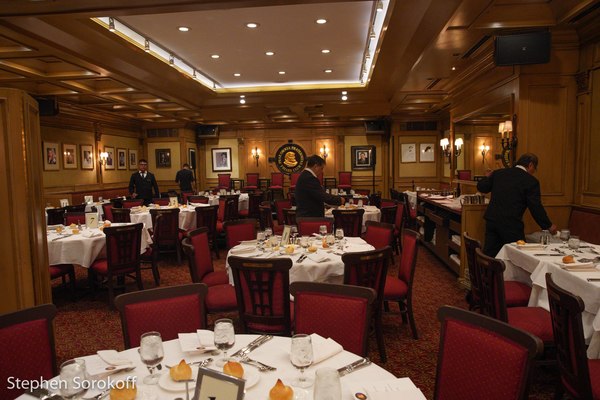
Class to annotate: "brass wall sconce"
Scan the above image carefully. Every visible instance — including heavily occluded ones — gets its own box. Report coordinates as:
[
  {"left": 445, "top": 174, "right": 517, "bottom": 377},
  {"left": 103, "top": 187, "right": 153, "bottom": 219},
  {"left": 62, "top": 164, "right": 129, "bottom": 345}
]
[
  {"left": 251, "top": 147, "right": 260, "bottom": 166},
  {"left": 479, "top": 143, "right": 490, "bottom": 163},
  {"left": 440, "top": 138, "right": 463, "bottom": 161},
  {"left": 99, "top": 151, "right": 108, "bottom": 166},
  {"left": 320, "top": 144, "right": 329, "bottom": 159}
]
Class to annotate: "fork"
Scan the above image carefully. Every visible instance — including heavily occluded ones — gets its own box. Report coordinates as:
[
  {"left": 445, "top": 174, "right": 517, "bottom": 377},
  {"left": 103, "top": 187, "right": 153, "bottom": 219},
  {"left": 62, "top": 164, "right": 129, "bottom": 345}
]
[{"left": 239, "top": 357, "right": 276, "bottom": 372}]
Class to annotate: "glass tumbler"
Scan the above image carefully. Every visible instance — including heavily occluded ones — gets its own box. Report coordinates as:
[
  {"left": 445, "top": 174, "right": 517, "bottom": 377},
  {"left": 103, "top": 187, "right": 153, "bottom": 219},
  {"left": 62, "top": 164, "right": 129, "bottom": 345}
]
[
  {"left": 568, "top": 235, "right": 580, "bottom": 250},
  {"left": 313, "top": 367, "right": 342, "bottom": 400}
]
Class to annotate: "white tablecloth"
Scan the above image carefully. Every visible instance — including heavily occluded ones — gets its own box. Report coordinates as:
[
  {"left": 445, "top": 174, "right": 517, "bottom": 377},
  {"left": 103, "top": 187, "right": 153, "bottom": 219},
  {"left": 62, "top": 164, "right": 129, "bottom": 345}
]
[
  {"left": 204, "top": 193, "right": 249, "bottom": 211},
  {"left": 325, "top": 205, "right": 381, "bottom": 234},
  {"left": 46, "top": 224, "right": 152, "bottom": 268},
  {"left": 497, "top": 242, "right": 600, "bottom": 358},
  {"left": 226, "top": 237, "right": 375, "bottom": 285},
  {"left": 130, "top": 205, "right": 198, "bottom": 231},
  {"left": 18, "top": 334, "right": 422, "bottom": 400}
]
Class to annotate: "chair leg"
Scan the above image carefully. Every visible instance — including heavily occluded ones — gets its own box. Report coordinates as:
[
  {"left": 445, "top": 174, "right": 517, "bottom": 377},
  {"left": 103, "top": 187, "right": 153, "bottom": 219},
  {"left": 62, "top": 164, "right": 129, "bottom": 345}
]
[
  {"left": 68, "top": 268, "right": 76, "bottom": 300},
  {"left": 107, "top": 276, "right": 115, "bottom": 307},
  {"left": 136, "top": 270, "right": 144, "bottom": 291},
  {"left": 406, "top": 298, "right": 418, "bottom": 340},
  {"left": 176, "top": 242, "right": 182, "bottom": 264},
  {"left": 374, "top": 312, "right": 387, "bottom": 363}
]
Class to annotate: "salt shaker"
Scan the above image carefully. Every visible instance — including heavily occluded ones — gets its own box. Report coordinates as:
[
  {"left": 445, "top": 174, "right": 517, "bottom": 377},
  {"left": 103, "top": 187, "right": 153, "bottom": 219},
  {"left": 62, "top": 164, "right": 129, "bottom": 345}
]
[{"left": 540, "top": 230, "right": 550, "bottom": 246}]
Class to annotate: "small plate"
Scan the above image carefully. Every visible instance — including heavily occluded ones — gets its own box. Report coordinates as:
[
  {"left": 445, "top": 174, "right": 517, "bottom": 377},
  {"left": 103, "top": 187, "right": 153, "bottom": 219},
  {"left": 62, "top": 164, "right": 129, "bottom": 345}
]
[
  {"left": 280, "top": 245, "right": 299, "bottom": 256},
  {"left": 209, "top": 365, "right": 260, "bottom": 389},
  {"left": 158, "top": 366, "right": 199, "bottom": 392}
]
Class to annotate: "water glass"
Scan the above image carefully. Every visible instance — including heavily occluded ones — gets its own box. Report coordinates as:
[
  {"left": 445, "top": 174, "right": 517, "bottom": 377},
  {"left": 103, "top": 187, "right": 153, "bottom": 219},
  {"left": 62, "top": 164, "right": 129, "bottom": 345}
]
[
  {"left": 326, "top": 234, "right": 335, "bottom": 248},
  {"left": 319, "top": 225, "right": 328, "bottom": 237},
  {"left": 335, "top": 229, "right": 344, "bottom": 242},
  {"left": 257, "top": 231, "right": 266, "bottom": 249},
  {"left": 559, "top": 229, "right": 570, "bottom": 242},
  {"left": 299, "top": 236, "right": 310, "bottom": 252},
  {"left": 290, "top": 225, "right": 298, "bottom": 244},
  {"left": 568, "top": 235, "right": 580, "bottom": 250},
  {"left": 265, "top": 227, "right": 273, "bottom": 241},
  {"left": 139, "top": 331, "right": 164, "bottom": 384},
  {"left": 59, "top": 359, "right": 88, "bottom": 399},
  {"left": 290, "top": 334, "right": 313, "bottom": 388},
  {"left": 214, "top": 318, "right": 235, "bottom": 367},
  {"left": 313, "top": 368, "right": 342, "bottom": 400}
]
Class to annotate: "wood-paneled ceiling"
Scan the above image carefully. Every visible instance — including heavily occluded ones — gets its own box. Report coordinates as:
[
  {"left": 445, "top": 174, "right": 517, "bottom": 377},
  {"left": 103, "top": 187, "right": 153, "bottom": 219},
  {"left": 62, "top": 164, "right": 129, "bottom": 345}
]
[{"left": 0, "top": 0, "right": 597, "bottom": 126}]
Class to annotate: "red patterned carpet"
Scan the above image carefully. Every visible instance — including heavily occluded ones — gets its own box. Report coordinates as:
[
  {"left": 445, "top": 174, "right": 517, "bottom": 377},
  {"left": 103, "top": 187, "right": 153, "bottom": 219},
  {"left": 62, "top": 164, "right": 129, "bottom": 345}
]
[{"left": 51, "top": 246, "right": 559, "bottom": 399}]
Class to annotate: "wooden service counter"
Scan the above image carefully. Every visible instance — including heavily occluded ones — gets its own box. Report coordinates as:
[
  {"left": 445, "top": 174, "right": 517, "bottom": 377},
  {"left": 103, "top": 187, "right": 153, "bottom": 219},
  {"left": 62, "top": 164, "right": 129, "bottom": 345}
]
[{"left": 416, "top": 194, "right": 487, "bottom": 289}]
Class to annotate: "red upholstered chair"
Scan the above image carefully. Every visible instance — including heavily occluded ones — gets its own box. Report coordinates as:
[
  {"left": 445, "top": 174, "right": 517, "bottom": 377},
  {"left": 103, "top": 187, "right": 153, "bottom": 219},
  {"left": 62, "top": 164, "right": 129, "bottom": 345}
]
[
  {"left": 342, "top": 246, "right": 392, "bottom": 362},
  {"left": 259, "top": 203, "right": 283, "bottom": 235},
  {"left": 296, "top": 218, "right": 332, "bottom": 236},
  {"left": 0, "top": 304, "right": 57, "bottom": 400},
  {"left": 379, "top": 205, "right": 397, "bottom": 226},
  {"left": 221, "top": 194, "right": 240, "bottom": 221},
  {"left": 195, "top": 205, "right": 219, "bottom": 258},
  {"left": 282, "top": 208, "right": 297, "bottom": 226},
  {"left": 188, "top": 195, "right": 209, "bottom": 204},
  {"left": 49, "top": 263, "right": 76, "bottom": 299},
  {"left": 474, "top": 248, "right": 555, "bottom": 353},
  {"left": 114, "top": 283, "right": 208, "bottom": 348},
  {"left": 383, "top": 229, "right": 419, "bottom": 339},
  {"left": 111, "top": 207, "right": 131, "bottom": 223},
  {"left": 400, "top": 192, "right": 416, "bottom": 228},
  {"left": 368, "top": 192, "right": 381, "bottom": 209},
  {"left": 102, "top": 203, "right": 114, "bottom": 222},
  {"left": 332, "top": 208, "right": 364, "bottom": 237},
  {"left": 545, "top": 273, "right": 600, "bottom": 400},
  {"left": 291, "top": 282, "right": 376, "bottom": 357},
  {"left": 46, "top": 207, "right": 65, "bottom": 225},
  {"left": 380, "top": 198, "right": 397, "bottom": 209},
  {"left": 355, "top": 189, "right": 370, "bottom": 196},
  {"left": 223, "top": 219, "right": 257, "bottom": 250},
  {"left": 457, "top": 169, "right": 472, "bottom": 180},
  {"left": 245, "top": 173, "right": 259, "bottom": 191},
  {"left": 274, "top": 199, "right": 292, "bottom": 225},
  {"left": 64, "top": 211, "right": 85, "bottom": 225},
  {"left": 269, "top": 172, "right": 284, "bottom": 200},
  {"left": 228, "top": 256, "right": 293, "bottom": 335},
  {"left": 338, "top": 171, "right": 352, "bottom": 191},
  {"left": 217, "top": 173, "right": 231, "bottom": 190},
  {"left": 122, "top": 199, "right": 144, "bottom": 208},
  {"left": 464, "top": 232, "right": 531, "bottom": 309},
  {"left": 89, "top": 223, "right": 144, "bottom": 305},
  {"left": 152, "top": 197, "right": 170, "bottom": 206},
  {"left": 239, "top": 191, "right": 262, "bottom": 219},
  {"left": 289, "top": 172, "right": 301, "bottom": 192},
  {"left": 150, "top": 208, "right": 183, "bottom": 263},
  {"left": 181, "top": 191, "right": 194, "bottom": 204},
  {"left": 363, "top": 221, "right": 394, "bottom": 250},
  {"left": 434, "top": 306, "right": 543, "bottom": 400}
]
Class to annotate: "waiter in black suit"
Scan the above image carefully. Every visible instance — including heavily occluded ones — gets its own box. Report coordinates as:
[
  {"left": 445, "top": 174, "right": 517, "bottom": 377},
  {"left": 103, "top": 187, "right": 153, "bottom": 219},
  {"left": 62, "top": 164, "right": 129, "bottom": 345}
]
[
  {"left": 477, "top": 153, "right": 557, "bottom": 256},
  {"left": 295, "top": 155, "right": 345, "bottom": 218},
  {"left": 128, "top": 158, "right": 159, "bottom": 206}
]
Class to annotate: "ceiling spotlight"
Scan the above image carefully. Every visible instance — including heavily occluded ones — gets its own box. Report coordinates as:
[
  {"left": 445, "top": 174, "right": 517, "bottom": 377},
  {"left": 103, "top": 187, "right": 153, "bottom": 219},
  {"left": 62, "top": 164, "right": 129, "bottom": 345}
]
[
  {"left": 265, "top": 51, "right": 275, "bottom": 56},
  {"left": 324, "top": 69, "right": 332, "bottom": 73},
  {"left": 279, "top": 71, "right": 286, "bottom": 75},
  {"left": 192, "top": 69, "right": 197, "bottom": 79},
  {"left": 240, "top": 99, "right": 246, "bottom": 104},
  {"left": 341, "top": 95, "right": 348, "bottom": 101},
  {"left": 342, "top": 91, "right": 347, "bottom": 95},
  {"left": 144, "top": 39, "right": 150, "bottom": 52},
  {"left": 178, "top": 26, "right": 190, "bottom": 32},
  {"left": 211, "top": 54, "right": 220, "bottom": 59},
  {"left": 451, "top": 66, "right": 456, "bottom": 71},
  {"left": 321, "top": 49, "right": 331, "bottom": 54},
  {"left": 108, "top": 17, "right": 116, "bottom": 32},
  {"left": 316, "top": 18, "right": 327, "bottom": 24},
  {"left": 246, "top": 22, "right": 259, "bottom": 28},
  {"left": 169, "top": 54, "right": 174, "bottom": 66},
  {"left": 240, "top": 95, "right": 245, "bottom": 98},
  {"left": 234, "top": 73, "right": 241, "bottom": 77}
]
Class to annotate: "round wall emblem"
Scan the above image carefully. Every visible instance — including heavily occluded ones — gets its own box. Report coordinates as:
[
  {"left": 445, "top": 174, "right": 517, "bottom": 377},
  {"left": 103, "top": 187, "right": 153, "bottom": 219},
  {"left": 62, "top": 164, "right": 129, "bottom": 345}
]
[{"left": 274, "top": 143, "right": 307, "bottom": 174}]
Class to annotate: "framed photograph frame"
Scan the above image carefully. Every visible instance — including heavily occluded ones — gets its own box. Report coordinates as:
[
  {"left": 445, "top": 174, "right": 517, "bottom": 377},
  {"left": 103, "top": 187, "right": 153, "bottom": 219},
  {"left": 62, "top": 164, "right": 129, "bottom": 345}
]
[
  {"left": 192, "top": 367, "right": 244, "bottom": 400},
  {"left": 104, "top": 146, "right": 115, "bottom": 170},
  {"left": 401, "top": 143, "right": 416, "bottom": 163},
  {"left": 128, "top": 149, "right": 138, "bottom": 170},
  {"left": 80, "top": 144, "right": 94, "bottom": 170},
  {"left": 156, "top": 148, "right": 171, "bottom": 168},
  {"left": 211, "top": 147, "right": 232, "bottom": 172},
  {"left": 43, "top": 141, "right": 60, "bottom": 171},
  {"left": 62, "top": 143, "right": 77, "bottom": 169},
  {"left": 419, "top": 143, "right": 435, "bottom": 163},
  {"left": 117, "top": 148, "right": 127, "bottom": 170},
  {"left": 351, "top": 145, "right": 375, "bottom": 170}
]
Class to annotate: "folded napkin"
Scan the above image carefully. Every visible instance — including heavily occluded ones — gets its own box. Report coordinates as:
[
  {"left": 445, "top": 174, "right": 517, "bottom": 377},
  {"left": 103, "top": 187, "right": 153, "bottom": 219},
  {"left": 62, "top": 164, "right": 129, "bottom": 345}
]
[
  {"left": 82, "top": 230, "right": 103, "bottom": 238},
  {"left": 311, "top": 334, "right": 343, "bottom": 364},
  {"left": 307, "top": 253, "right": 329, "bottom": 263},
  {"left": 97, "top": 350, "right": 133, "bottom": 366},
  {"left": 559, "top": 262, "right": 596, "bottom": 271},
  {"left": 230, "top": 246, "right": 257, "bottom": 255},
  {"left": 515, "top": 243, "right": 546, "bottom": 250},
  {"left": 240, "top": 240, "right": 258, "bottom": 245},
  {"left": 178, "top": 330, "right": 217, "bottom": 353}
]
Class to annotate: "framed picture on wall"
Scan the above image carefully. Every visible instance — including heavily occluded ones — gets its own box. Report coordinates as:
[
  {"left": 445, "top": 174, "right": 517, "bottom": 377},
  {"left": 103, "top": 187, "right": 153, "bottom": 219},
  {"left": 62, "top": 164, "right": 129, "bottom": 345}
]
[
  {"left": 117, "top": 148, "right": 127, "bottom": 169},
  {"left": 43, "top": 141, "right": 60, "bottom": 171},
  {"left": 156, "top": 148, "right": 171, "bottom": 168},
  {"left": 81, "top": 144, "right": 94, "bottom": 170},
  {"left": 62, "top": 143, "right": 77, "bottom": 169},
  {"left": 351, "top": 145, "right": 375, "bottom": 170},
  {"left": 129, "top": 149, "right": 138, "bottom": 169},
  {"left": 419, "top": 143, "right": 435, "bottom": 163},
  {"left": 401, "top": 143, "right": 416, "bottom": 163},
  {"left": 211, "top": 147, "right": 232, "bottom": 172},
  {"left": 104, "top": 146, "right": 115, "bottom": 170}
]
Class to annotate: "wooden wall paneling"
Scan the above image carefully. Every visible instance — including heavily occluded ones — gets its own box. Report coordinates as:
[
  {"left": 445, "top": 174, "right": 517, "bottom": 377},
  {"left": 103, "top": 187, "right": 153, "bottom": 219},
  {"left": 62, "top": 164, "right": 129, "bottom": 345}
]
[
  {"left": 459, "top": 204, "right": 487, "bottom": 289},
  {"left": 0, "top": 88, "right": 51, "bottom": 313},
  {"left": 580, "top": 67, "right": 600, "bottom": 208}
]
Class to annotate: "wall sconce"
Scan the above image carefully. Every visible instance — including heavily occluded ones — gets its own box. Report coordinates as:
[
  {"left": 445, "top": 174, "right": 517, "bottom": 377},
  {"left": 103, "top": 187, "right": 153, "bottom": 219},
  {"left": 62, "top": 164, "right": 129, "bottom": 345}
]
[
  {"left": 251, "top": 147, "right": 260, "bottom": 166},
  {"left": 320, "top": 144, "right": 329, "bottom": 159},
  {"left": 440, "top": 138, "right": 451, "bottom": 159},
  {"left": 479, "top": 143, "right": 490, "bottom": 163},
  {"left": 500, "top": 119, "right": 516, "bottom": 150},
  {"left": 99, "top": 151, "right": 108, "bottom": 165},
  {"left": 453, "top": 138, "right": 463, "bottom": 157}
]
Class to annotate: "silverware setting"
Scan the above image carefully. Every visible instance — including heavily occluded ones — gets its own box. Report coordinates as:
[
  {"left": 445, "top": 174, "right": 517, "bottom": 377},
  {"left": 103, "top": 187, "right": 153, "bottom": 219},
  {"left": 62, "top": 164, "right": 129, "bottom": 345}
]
[
  {"left": 52, "top": 234, "right": 74, "bottom": 241},
  {"left": 166, "top": 357, "right": 213, "bottom": 369},
  {"left": 337, "top": 357, "right": 371, "bottom": 377},
  {"left": 239, "top": 357, "right": 277, "bottom": 372},
  {"left": 297, "top": 254, "right": 307, "bottom": 263},
  {"left": 230, "top": 335, "right": 272, "bottom": 358}
]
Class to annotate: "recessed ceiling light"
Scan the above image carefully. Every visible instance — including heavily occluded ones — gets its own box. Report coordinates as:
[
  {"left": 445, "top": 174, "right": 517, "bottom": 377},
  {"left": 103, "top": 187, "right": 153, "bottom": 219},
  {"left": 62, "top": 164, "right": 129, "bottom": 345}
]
[
  {"left": 265, "top": 51, "right": 275, "bottom": 56},
  {"left": 321, "top": 49, "right": 331, "bottom": 54},
  {"left": 240, "top": 99, "right": 246, "bottom": 104},
  {"left": 279, "top": 71, "right": 286, "bottom": 75},
  {"left": 451, "top": 66, "right": 456, "bottom": 71},
  {"left": 316, "top": 18, "right": 327, "bottom": 24},
  {"left": 342, "top": 91, "right": 347, "bottom": 95},
  {"left": 211, "top": 54, "right": 220, "bottom": 59},
  {"left": 178, "top": 26, "right": 190, "bottom": 32},
  {"left": 234, "top": 73, "right": 241, "bottom": 77},
  {"left": 341, "top": 95, "right": 348, "bottom": 101},
  {"left": 240, "top": 95, "right": 245, "bottom": 98},
  {"left": 324, "top": 69, "right": 332, "bottom": 73},
  {"left": 246, "top": 22, "right": 259, "bottom": 28},
  {"left": 108, "top": 17, "right": 116, "bottom": 32}
]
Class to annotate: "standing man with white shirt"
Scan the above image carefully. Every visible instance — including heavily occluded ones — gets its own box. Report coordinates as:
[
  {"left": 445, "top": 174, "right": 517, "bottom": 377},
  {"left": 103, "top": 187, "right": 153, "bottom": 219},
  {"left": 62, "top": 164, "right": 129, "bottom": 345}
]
[{"left": 128, "top": 159, "right": 159, "bottom": 205}]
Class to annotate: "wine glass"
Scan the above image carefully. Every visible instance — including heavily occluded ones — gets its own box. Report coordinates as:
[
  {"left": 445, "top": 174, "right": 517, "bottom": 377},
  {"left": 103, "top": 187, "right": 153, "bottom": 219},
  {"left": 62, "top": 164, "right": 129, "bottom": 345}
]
[
  {"left": 299, "top": 236, "right": 310, "bottom": 253},
  {"left": 290, "top": 334, "right": 313, "bottom": 388},
  {"left": 257, "top": 231, "right": 266, "bottom": 251},
  {"left": 214, "top": 318, "right": 235, "bottom": 367},
  {"left": 290, "top": 225, "right": 298, "bottom": 245},
  {"left": 59, "top": 359, "right": 88, "bottom": 399},
  {"left": 139, "top": 331, "right": 164, "bottom": 385},
  {"left": 265, "top": 227, "right": 273, "bottom": 241},
  {"left": 326, "top": 234, "right": 335, "bottom": 248},
  {"left": 335, "top": 228, "right": 344, "bottom": 242},
  {"left": 568, "top": 235, "right": 580, "bottom": 250},
  {"left": 319, "top": 225, "right": 327, "bottom": 237},
  {"left": 559, "top": 229, "right": 570, "bottom": 243}
]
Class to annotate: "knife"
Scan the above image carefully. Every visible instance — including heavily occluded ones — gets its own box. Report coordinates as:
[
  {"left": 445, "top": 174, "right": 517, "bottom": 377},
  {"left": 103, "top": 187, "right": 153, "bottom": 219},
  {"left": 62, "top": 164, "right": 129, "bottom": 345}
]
[
  {"left": 534, "top": 254, "right": 564, "bottom": 257},
  {"left": 337, "top": 357, "right": 371, "bottom": 377},
  {"left": 297, "top": 254, "right": 307, "bottom": 263},
  {"left": 230, "top": 335, "right": 272, "bottom": 358}
]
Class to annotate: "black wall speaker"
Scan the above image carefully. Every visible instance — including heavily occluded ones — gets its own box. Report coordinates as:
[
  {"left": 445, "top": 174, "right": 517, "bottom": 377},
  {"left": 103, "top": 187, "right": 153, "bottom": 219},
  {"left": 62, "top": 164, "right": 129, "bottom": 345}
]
[
  {"left": 36, "top": 96, "right": 59, "bottom": 116},
  {"left": 364, "top": 120, "right": 387, "bottom": 134},
  {"left": 494, "top": 31, "right": 551, "bottom": 66},
  {"left": 195, "top": 125, "right": 219, "bottom": 140}
]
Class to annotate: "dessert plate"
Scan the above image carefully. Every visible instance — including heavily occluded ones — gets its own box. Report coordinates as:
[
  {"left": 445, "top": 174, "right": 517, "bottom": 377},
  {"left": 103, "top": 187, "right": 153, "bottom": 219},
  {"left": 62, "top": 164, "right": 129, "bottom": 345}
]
[{"left": 158, "top": 366, "right": 199, "bottom": 392}]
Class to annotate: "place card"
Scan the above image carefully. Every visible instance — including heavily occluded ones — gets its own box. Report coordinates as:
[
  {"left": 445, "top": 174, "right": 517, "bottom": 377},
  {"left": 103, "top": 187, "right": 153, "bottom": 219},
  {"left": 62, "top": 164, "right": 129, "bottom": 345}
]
[{"left": 192, "top": 367, "right": 245, "bottom": 400}]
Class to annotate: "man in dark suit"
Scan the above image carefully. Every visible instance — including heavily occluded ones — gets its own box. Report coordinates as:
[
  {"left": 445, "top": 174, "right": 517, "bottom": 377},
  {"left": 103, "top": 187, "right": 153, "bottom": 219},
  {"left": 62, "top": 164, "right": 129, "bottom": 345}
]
[
  {"left": 128, "top": 159, "right": 159, "bottom": 205},
  {"left": 477, "top": 153, "right": 557, "bottom": 256},
  {"left": 295, "top": 155, "right": 345, "bottom": 218},
  {"left": 175, "top": 163, "right": 194, "bottom": 192}
]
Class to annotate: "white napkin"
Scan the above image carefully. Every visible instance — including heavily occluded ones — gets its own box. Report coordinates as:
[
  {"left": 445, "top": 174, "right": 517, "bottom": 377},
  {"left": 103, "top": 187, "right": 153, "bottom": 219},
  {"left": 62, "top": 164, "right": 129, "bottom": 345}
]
[
  {"left": 311, "top": 334, "right": 343, "bottom": 364},
  {"left": 230, "top": 246, "right": 257, "bottom": 255},
  {"left": 307, "top": 253, "right": 329, "bottom": 263},
  {"left": 82, "top": 230, "right": 102, "bottom": 238},
  {"left": 178, "top": 330, "right": 217, "bottom": 353},
  {"left": 559, "top": 262, "right": 596, "bottom": 271},
  {"left": 97, "top": 350, "right": 133, "bottom": 366},
  {"left": 515, "top": 243, "right": 546, "bottom": 250},
  {"left": 240, "top": 240, "right": 258, "bottom": 245}
]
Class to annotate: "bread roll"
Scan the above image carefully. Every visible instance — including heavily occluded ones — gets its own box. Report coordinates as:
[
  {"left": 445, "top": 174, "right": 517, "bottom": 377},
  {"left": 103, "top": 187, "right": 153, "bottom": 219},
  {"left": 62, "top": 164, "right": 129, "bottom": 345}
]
[
  {"left": 285, "top": 245, "right": 295, "bottom": 254},
  {"left": 269, "top": 379, "right": 293, "bottom": 400},
  {"left": 562, "top": 255, "right": 575, "bottom": 264},
  {"left": 223, "top": 361, "right": 244, "bottom": 378},
  {"left": 109, "top": 382, "right": 136, "bottom": 400},
  {"left": 308, "top": 245, "right": 318, "bottom": 253},
  {"left": 516, "top": 240, "right": 526, "bottom": 245},
  {"left": 170, "top": 359, "right": 192, "bottom": 381}
]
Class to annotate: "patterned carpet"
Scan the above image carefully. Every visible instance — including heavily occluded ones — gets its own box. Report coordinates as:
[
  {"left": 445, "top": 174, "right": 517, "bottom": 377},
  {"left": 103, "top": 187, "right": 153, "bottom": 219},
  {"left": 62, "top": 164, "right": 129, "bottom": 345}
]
[{"left": 51, "top": 246, "right": 560, "bottom": 399}]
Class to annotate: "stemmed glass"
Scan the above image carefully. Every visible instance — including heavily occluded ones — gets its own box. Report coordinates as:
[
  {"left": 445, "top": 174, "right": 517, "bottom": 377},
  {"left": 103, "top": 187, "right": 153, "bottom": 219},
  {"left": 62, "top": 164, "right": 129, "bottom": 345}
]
[
  {"left": 299, "top": 236, "right": 310, "bottom": 253},
  {"left": 290, "top": 225, "right": 298, "bottom": 245},
  {"left": 257, "top": 231, "right": 266, "bottom": 251},
  {"left": 335, "top": 228, "right": 344, "bottom": 242},
  {"left": 290, "top": 334, "right": 313, "bottom": 389},
  {"left": 139, "top": 331, "right": 164, "bottom": 385},
  {"left": 326, "top": 234, "right": 335, "bottom": 248},
  {"left": 264, "top": 227, "right": 273, "bottom": 242},
  {"left": 319, "top": 225, "right": 328, "bottom": 237},
  {"left": 59, "top": 359, "right": 88, "bottom": 399},
  {"left": 214, "top": 318, "right": 235, "bottom": 367}
]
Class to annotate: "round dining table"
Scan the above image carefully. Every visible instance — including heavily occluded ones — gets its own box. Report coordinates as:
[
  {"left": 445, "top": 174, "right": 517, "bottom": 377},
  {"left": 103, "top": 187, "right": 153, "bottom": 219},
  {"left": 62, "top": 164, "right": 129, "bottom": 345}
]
[{"left": 16, "top": 334, "right": 420, "bottom": 400}]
